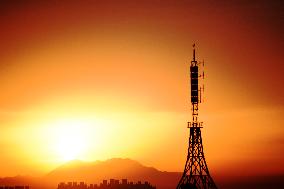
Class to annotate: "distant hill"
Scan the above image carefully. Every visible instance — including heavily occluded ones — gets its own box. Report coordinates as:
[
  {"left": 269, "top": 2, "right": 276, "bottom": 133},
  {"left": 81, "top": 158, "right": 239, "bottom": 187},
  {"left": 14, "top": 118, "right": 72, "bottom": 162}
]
[
  {"left": 46, "top": 158, "right": 181, "bottom": 189},
  {"left": 0, "top": 158, "right": 181, "bottom": 189}
]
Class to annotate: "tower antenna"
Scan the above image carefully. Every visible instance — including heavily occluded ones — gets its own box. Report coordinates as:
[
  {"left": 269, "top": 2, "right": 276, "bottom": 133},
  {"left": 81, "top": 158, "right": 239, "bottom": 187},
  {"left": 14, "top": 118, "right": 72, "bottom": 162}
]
[{"left": 177, "top": 45, "right": 218, "bottom": 189}]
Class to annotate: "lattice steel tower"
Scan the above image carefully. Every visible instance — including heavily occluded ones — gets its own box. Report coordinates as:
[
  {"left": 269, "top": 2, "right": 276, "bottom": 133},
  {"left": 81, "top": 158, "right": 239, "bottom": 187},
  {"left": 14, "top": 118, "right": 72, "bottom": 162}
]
[{"left": 177, "top": 45, "right": 218, "bottom": 189}]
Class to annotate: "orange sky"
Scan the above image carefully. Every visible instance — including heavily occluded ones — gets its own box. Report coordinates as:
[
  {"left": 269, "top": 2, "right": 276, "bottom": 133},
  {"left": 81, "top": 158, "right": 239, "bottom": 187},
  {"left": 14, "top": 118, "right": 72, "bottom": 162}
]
[{"left": 0, "top": 0, "right": 283, "bottom": 180}]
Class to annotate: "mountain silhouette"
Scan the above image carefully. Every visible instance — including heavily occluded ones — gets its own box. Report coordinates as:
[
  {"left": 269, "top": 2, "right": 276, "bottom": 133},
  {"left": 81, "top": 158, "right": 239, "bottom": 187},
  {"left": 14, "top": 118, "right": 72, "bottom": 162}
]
[
  {"left": 0, "top": 158, "right": 181, "bottom": 189},
  {"left": 46, "top": 158, "right": 181, "bottom": 189}
]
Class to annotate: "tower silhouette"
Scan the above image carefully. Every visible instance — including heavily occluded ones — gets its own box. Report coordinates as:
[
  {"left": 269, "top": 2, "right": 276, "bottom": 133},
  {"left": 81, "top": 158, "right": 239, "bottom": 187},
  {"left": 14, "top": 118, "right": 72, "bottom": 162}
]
[{"left": 177, "top": 45, "right": 218, "bottom": 189}]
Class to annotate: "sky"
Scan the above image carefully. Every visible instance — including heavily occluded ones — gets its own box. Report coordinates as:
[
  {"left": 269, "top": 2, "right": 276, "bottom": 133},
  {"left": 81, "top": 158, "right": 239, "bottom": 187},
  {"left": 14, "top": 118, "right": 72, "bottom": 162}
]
[{"left": 0, "top": 0, "right": 283, "bottom": 182}]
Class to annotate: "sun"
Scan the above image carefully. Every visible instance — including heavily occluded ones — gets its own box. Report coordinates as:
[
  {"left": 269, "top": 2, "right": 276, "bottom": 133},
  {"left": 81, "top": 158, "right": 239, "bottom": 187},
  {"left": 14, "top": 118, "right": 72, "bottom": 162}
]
[
  {"left": 52, "top": 119, "right": 91, "bottom": 162},
  {"left": 42, "top": 116, "right": 110, "bottom": 164}
]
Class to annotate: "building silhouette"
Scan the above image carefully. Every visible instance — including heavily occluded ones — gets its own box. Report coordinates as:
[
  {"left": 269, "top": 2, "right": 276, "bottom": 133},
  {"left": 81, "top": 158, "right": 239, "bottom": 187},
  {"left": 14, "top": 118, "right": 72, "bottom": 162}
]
[
  {"left": 58, "top": 179, "right": 155, "bottom": 189},
  {"left": 0, "top": 186, "right": 29, "bottom": 189}
]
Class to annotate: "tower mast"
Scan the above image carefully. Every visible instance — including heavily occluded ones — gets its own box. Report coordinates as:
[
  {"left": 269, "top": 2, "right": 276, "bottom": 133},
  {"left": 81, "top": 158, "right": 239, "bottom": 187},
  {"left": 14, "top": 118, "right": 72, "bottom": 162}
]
[{"left": 177, "top": 44, "right": 218, "bottom": 189}]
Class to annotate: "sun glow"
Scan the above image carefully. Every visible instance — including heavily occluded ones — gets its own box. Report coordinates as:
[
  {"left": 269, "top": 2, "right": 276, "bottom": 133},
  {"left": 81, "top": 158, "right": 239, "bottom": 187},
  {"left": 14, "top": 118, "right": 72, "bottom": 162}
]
[
  {"left": 47, "top": 118, "right": 99, "bottom": 162},
  {"left": 54, "top": 119, "right": 89, "bottom": 161}
]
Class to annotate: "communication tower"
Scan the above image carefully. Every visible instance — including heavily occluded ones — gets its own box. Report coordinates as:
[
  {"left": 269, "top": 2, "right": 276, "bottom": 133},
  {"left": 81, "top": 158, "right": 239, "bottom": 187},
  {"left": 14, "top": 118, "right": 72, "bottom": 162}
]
[{"left": 177, "top": 44, "right": 218, "bottom": 189}]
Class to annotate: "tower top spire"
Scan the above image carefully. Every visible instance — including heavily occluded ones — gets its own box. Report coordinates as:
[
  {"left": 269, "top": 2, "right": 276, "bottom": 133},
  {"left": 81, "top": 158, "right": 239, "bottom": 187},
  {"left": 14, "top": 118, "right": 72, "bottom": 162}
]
[{"left": 193, "top": 43, "right": 196, "bottom": 62}]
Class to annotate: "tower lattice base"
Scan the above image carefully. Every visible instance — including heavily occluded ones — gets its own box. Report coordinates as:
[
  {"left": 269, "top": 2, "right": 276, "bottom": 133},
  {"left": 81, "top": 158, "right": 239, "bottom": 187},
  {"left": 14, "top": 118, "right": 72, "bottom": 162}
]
[{"left": 177, "top": 127, "right": 217, "bottom": 189}]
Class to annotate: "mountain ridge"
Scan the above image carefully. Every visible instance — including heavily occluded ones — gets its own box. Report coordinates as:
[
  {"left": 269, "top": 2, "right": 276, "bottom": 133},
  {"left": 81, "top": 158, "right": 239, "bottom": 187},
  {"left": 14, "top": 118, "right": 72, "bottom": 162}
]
[{"left": 46, "top": 158, "right": 179, "bottom": 189}]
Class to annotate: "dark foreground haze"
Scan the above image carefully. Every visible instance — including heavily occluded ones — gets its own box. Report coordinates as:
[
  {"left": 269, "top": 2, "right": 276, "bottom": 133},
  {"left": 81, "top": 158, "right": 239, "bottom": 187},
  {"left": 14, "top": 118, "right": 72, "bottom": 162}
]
[{"left": 0, "top": 159, "right": 283, "bottom": 189}]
